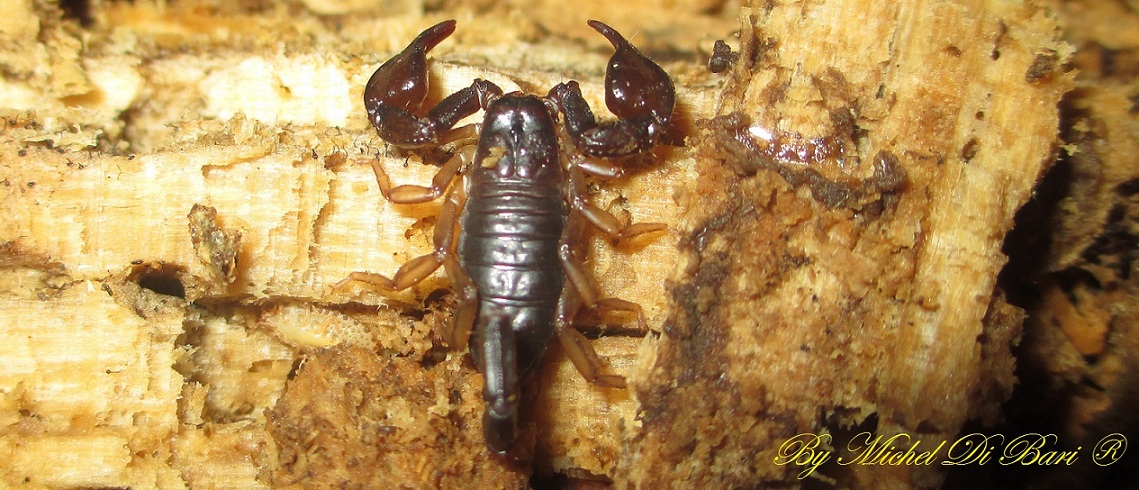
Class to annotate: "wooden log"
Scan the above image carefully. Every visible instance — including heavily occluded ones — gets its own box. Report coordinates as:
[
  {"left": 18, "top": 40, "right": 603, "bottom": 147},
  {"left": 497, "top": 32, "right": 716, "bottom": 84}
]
[{"left": 0, "top": 0, "right": 1078, "bottom": 487}]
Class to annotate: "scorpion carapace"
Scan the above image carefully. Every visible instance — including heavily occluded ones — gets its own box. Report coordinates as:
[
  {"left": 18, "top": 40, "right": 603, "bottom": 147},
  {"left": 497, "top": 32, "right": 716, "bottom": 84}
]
[{"left": 338, "top": 19, "right": 676, "bottom": 456}]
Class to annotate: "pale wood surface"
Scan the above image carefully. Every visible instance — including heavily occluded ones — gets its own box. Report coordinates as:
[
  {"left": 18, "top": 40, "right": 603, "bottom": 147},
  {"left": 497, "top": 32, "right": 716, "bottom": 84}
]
[{"left": 0, "top": 0, "right": 1079, "bottom": 487}]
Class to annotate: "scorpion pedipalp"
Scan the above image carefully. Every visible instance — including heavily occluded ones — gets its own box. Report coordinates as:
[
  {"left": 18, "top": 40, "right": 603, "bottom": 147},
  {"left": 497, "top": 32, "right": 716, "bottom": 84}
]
[
  {"left": 549, "top": 20, "right": 676, "bottom": 158},
  {"left": 590, "top": 20, "right": 675, "bottom": 133},
  {"left": 364, "top": 20, "right": 502, "bottom": 148}
]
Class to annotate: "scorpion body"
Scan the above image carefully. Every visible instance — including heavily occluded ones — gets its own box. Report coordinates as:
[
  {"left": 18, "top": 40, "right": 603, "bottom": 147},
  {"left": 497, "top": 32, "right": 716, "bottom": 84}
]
[
  {"left": 461, "top": 94, "right": 567, "bottom": 451},
  {"left": 337, "top": 19, "right": 675, "bottom": 455}
]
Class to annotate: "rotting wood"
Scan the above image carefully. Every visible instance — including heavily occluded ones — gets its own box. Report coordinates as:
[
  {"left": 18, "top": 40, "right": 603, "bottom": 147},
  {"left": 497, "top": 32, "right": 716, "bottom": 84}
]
[{"left": 0, "top": 0, "right": 1082, "bottom": 487}]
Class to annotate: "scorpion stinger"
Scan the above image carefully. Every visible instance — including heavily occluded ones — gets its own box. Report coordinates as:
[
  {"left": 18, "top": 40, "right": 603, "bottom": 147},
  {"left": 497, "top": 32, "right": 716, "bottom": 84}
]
[{"left": 548, "top": 20, "right": 676, "bottom": 158}]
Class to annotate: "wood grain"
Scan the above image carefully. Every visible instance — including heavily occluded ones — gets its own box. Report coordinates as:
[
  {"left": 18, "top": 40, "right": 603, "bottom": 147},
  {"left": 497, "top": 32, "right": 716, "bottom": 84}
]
[{"left": 0, "top": 0, "right": 1079, "bottom": 487}]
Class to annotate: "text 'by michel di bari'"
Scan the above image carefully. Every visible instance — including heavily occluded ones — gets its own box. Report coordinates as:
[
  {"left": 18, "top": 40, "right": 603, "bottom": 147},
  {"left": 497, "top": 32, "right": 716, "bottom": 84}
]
[{"left": 773, "top": 431, "right": 1128, "bottom": 479}]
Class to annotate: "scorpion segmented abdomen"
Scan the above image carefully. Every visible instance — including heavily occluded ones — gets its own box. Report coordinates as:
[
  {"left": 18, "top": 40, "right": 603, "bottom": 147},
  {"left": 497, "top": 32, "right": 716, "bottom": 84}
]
[{"left": 460, "top": 182, "right": 566, "bottom": 300}]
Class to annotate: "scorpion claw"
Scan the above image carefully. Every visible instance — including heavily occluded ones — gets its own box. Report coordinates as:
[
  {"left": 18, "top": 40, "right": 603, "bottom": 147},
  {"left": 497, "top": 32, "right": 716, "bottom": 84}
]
[
  {"left": 364, "top": 20, "right": 454, "bottom": 113},
  {"left": 551, "top": 21, "right": 676, "bottom": 158},
  {"left": 590, "top": 20, "right": 674, "bottom": 124},
  {"left": 364, "top": 20, "right": 503, "bottom": 149},
  {"left": 363, "top": 20, "right": 458, "bottom": 147}
]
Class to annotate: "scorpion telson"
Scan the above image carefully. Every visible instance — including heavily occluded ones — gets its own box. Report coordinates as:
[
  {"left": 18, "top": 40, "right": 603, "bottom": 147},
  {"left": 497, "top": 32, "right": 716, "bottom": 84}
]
[{"left": 338, "top": 19, "right": 675, "bottom": 455}]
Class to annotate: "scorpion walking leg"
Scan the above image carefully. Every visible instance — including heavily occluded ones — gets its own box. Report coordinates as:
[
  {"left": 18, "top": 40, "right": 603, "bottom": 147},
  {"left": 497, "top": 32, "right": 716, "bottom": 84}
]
[
  {"left": 566, "top": 165, "right": 667, "bottom": 246},
  {"left": 574, "top": 198, "right": 667, "bottom": 246},
  {"left": 559, "top": 248, "right": 650, "bottom": 333},
  {"left": 371, "top": 146, "right": 475, "bottom": 204},
  {"left": 438, "top": 186, "right": 478, "bottom": 351},
  {"left": 555, "top": 282, "right": 627, "bottom": 389},
  {"left": 332, "top": 169, "right": 468, "bottom": 293},
  {"left": 554, "top": 211, "right": 642, "bottom": 387},
  {"left": 557, "top": 173, "right": 655, "bottom": 330}
]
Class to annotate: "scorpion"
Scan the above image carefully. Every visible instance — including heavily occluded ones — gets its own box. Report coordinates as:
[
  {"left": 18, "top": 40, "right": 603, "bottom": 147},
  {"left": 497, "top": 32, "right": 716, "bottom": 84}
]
[{"left": 336, "top": 19, "right": 675, "bottom": 455}]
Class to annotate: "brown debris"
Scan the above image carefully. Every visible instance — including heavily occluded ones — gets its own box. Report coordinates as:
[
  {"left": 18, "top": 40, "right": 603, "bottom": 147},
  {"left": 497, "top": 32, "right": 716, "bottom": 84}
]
[
  {"left": 188, "top": 203, "right": 242, "bottom": 295},
  {"left": 267, "top": 346, "right": 527, "bottom": 489}
]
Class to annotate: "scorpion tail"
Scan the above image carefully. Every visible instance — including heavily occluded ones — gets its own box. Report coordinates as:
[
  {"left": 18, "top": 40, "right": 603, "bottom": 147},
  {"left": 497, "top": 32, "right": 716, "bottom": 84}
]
[{"left": 474, "top": 312, "right": 521, "bottom": 455}]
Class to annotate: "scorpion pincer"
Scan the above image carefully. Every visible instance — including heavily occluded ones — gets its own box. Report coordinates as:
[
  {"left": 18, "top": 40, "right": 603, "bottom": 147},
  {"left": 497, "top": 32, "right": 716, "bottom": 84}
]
[{"left": 336, "top": 19, "right": 675, "bottom": 455}]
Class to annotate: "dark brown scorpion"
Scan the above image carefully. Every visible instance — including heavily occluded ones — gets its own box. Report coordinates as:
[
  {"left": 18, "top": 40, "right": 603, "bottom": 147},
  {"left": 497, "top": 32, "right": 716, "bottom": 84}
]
[{"left": 336, "top": 19, "right": 675, "bottom": 455}]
